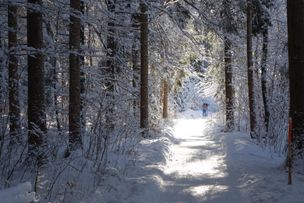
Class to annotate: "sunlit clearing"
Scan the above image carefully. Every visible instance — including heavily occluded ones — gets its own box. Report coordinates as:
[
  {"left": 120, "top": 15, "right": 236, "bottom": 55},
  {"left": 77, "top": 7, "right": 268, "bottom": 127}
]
[
  {"left": 164, "top": 117, "right": 227, "bottom": 179},
  {"left": 173, "top": 118, "right": 208, "bottom": 138}
]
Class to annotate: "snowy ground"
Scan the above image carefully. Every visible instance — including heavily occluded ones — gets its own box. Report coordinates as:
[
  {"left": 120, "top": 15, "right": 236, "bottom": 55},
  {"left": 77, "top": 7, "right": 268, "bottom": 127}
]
[
  {"left": 87, "top": 109, "right": 304, "bottom": 203},
  {"left": 0, "top": 182, "right": 35, "bottom": 203},
  {"left": 6, "top": 109, "right": 303, "bottom": 203}
]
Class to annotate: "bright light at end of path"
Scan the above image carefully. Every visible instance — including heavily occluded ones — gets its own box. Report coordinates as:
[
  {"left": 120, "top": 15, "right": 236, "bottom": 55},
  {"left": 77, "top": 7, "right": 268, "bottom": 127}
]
[
  {"left": 173, "top": 118, "right": 208, "bottom": 138},
  {"left": 164, "top": 116, "right": 228, "bottom": 196}
]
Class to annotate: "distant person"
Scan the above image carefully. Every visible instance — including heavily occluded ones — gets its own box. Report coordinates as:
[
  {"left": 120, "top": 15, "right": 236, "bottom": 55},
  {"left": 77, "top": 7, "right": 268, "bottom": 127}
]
[{"left": 202, "top": 103, "right": 209, "bottom": 117}]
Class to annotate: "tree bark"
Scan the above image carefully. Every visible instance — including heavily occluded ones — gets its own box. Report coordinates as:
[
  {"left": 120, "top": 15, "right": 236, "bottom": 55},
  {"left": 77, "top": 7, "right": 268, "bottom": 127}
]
[
  {"left": 27, "top": 0, "right": 46, "bottom": 162},
  {"left": 162, "top": 80, "right": 168, "bottom": 119},
  {"left": 80, "top": 0, "right": 85, "bottom": 135},
  {"left": 0, "top": 32, "right": 3, "bottom": 115},
  {"left": 261, "top": 27, "right": 269, "bottom": 133},
  {"left": 224, "top": 36, "right": 234, "bottom": 131},
  {"left": 288, "top": 0, "right": 304, "bottom": 150},
  {"left": 247, "top": 0, "right": 257, "bottom": 138},
  {"left": 132, "top": 42, "right": 139, "bottom": 118},
  {"left": 105, "top": 0, "right": 116, "bottom": 131},
  {"left": 69, "top": 0, "right": 82, "bottom": 150},
  {"left": 8, "top": 1, "right": 21, "bottom": 143},
  {"left": 131, "top": 12, "right": 140, "bottom": 118},
  {"left": 139, "top": 2, "right": 149, "bottom": 133}
]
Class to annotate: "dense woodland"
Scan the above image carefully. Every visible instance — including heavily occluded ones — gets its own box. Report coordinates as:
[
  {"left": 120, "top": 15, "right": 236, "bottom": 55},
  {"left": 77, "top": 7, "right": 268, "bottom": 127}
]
[{"left": 0, "top": 0, "right": 303, "bottom": 202}]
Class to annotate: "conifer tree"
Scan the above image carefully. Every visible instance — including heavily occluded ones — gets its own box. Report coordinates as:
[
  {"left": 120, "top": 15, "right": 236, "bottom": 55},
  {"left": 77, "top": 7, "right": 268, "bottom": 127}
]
[
  {"left": 288, "top": 0, "right": 304, "bottom": 150},
  {"left": 69, "top": 0, "right": 82, "bottom": 150},
  {"left": 247, "top": 0, "right": 257, "bottom": 138},
  {"left": 139, "top": 2, "right": 149, "bottom": 133},
  {"left": 27, "top": 0, "right": 46, "bottom": 163},
  {"left": 8, "top": 0, "right": 21, "bottom": 143}
]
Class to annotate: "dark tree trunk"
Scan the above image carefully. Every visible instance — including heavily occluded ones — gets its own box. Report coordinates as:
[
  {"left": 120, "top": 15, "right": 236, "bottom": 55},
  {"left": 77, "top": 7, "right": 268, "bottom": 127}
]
[
  {"left": 261, "top": 28, "right": 270, "bottom": 132},
  {"left": 139, "top": 2, "right": 149, "bottom": 132},
  {"left": 224, "top": 36, "right": 234, "bottom": 131},
  {"left": 80, "top": 0, "right": 85, "bottom": 135},
  {"left": 288, "top": 0, "right": 304, "bottom": 150},
  {"left": 247, "top": 0, "right": 257, "bottom": 138},
  {"left": 105, "top": 0, "right": 116, "bottom": 131},
  {"left": 0, "top": 30, "right": 4, "bottom": 155},
  {"left": 162, "top": 80, "right": 168, "bottom": 119},
  {"left": 69, "top": 0, "right": 82, "bottom": 150},
  {"left": 27, "top": 0, "right": 46, "bottom": 163},
  {"left": 0, "top": 32, "right": 3, "bottom": 114},
  {"left": 8, "top": 1, "right": 21, "bottom": 143}
]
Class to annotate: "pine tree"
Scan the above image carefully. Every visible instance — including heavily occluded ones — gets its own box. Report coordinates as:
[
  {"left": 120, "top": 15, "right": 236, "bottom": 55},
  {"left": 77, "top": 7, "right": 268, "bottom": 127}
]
[
  {"left": 246, "top": 0, "right": 257, "bottom": 138},
  {"left": 105, "top": 0, "right": 116, "bottom": 131},
  {"left": 224, "top": 36, "right": 234, "bottom": 130},
  {"left": 259, "top": 0, "right": 271, "bottom": 133},
  {"left": 69, "top": 0, "right": 82, "bottom": 151},
  {"left": 8, "top": 0, "right": 21, "bottom": 143},
  {"left": 162, "top": 80, "right": 168, "bottom": 119},
  {"left": 222, "top": 0, "right": 235, "bottom": 131},
  {"left": 27, "top": 0, "right": 46, "bottom": 163},
  {"left": 288, "top": 0, "right": 304, "bottom": 150},
  {"left": 139, "top": 2, "right": 149, "bottom": 133},
  {"left": 80, "top": 0, "right": 85, "bottom": 135},
  {"left": 131, "top": 12, "right": 140, "bottom": 118}
]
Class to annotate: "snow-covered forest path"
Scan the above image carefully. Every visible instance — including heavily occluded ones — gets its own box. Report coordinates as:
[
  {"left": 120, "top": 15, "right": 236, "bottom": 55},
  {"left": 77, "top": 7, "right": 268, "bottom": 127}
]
[
  {"left": 91, "top": 110, "right": 304, "bottom": 203},
  {"left": 156, "top": 113, "right": 249, "bottom": 203}
]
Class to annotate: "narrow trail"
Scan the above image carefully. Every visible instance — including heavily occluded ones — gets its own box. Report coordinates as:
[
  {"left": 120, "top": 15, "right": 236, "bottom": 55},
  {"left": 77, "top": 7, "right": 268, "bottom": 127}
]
[
  {"left": 91, "top": 110, "right": 304, "bottom": 203},
  {"left": 157, "top": 115, "right": 249, "bottom": 203}
]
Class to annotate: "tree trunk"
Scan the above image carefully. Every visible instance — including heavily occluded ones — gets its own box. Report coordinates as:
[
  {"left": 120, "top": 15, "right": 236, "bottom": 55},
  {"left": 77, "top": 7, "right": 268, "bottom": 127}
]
[
  {"left": 247, "top": 0, "right": 257, "bottom": 138},
  {"left": 105, "top": 0, "right": 116, "bottom": 131},
  {"left": 0, "top": 32, "right": 2, "bottom": 114},
  {"left": 224, "top": 36, "right": 234, "bottom": 131},
  {"left": 287, "top": 0, "right": 304, "bottom": 150},
  {"left": 0, "top": 30, "right": 4, "bottom": 155},
  {"left": 69, "top": 0, "right": 82, "bottom": 150},
  {"left": 261, "top": 27, "right": 270, "bottom": 133},
  {"left": 27, "top": 0, "right": 46, "bottom": 163},
  {"left": 8, "top": 1, "right": 21, "bottom": 143},
  {"left": 132, "top": 42, "right": 139, "bottom": 118},
  {"left": 131, "top": 12, "right": 140, "bottom": 119},
  {"left": 80, "top": 0, "right": 85, "bottom": 135},
  {"left": 139, "top": 2, "right": 149, "bottom": 133},
  {"left": 162, "top": 80, "right": 168, "bottom": 119}
]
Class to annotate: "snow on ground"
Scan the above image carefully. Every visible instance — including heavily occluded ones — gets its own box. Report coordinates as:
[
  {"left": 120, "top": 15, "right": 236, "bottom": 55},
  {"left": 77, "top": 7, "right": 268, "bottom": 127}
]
[
  {"left": 88, "top": 109, "right": 304, "bottom": 203},
  {"left": 0, "top": 182, "right": 36, "bottom": 203}
]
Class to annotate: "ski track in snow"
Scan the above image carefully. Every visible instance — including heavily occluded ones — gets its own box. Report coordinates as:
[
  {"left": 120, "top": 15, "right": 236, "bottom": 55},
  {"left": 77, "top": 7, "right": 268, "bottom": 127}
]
[{"left": 90, "top": 110, "right": 304, "bottom": 203}]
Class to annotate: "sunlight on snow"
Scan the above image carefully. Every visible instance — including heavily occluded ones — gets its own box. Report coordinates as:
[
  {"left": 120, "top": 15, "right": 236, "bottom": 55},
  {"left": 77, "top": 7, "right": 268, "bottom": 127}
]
[
  {"left": 173, "top": 118, "right": 207, "bottom": 138},
  {"left": 164, "top": 117, "right": 227, "bottom": 178},
  {"left": 163, "top": 116, "right": 228, "bottom": 197},
  {"left": 184, "top": 185, "right": 228, "bottom": 199}
]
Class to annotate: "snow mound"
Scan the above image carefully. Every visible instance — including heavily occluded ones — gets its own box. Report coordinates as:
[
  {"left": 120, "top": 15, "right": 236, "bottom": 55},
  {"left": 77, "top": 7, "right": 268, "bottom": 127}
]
[{"left": 0, "top": 182, "right": 36, "bottom": 203}]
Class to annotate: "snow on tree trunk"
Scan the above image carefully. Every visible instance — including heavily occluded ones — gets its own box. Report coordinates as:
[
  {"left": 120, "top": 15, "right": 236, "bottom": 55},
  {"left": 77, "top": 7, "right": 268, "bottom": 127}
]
[{"left": 224, "top": 36, "right": 234, "bottom": 131}]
